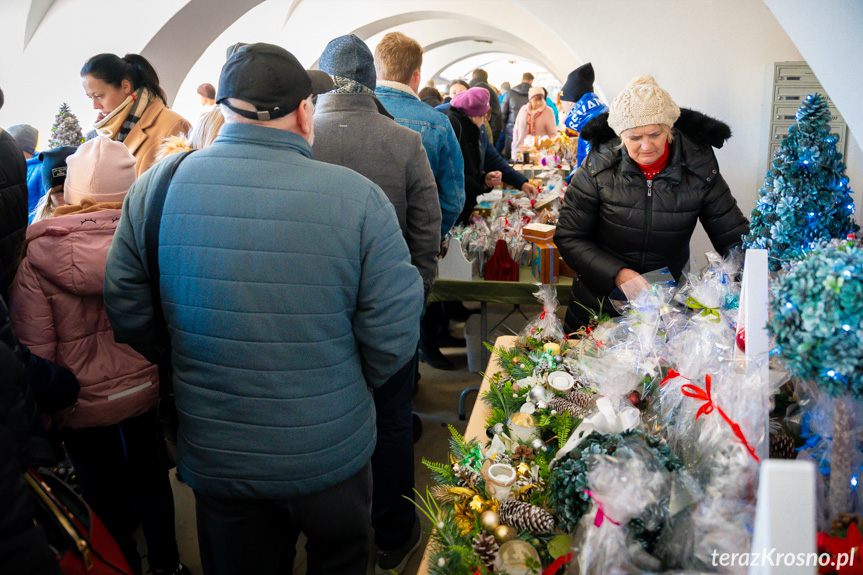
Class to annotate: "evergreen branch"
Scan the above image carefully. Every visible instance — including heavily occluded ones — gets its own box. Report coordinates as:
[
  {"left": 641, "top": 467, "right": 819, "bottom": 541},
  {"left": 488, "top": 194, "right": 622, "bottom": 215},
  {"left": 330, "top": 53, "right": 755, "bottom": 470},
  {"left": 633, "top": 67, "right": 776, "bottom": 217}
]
[
  {"left": 448, "top": 424, "right": 466, "bottom": 447},
  {"left": 422, "top": 458, "right": 456, "bottom": 485}
]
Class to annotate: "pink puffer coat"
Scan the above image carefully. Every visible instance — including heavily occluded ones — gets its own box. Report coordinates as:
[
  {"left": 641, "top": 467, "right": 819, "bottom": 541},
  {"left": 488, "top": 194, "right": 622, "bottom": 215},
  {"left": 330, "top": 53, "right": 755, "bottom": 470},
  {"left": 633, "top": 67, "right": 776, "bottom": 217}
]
[{"left": 10, "top": 208, "right": 158, "bottom": 428}]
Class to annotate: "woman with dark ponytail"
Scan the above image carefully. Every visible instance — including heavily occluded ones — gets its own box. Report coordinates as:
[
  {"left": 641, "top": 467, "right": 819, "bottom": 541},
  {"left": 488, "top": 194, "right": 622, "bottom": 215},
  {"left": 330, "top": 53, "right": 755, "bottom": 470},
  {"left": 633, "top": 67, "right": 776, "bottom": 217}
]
[{"left": 81, "top": 53, "right": 190, "bottom": 176}]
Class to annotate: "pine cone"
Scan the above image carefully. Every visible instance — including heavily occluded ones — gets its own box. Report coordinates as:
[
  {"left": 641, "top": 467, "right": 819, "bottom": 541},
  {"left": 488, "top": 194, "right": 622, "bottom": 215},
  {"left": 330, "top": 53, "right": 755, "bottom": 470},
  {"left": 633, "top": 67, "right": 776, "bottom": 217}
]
[
  {"left": 512, "top": 445, "right": 535, "bottom": 462},
  {"left": 515, "top": 474, "right": 544, "bottom": 498},
  {"left": 566, "top": 390, "right": 594, "bottom": 407},
  {"left": 769, "top": 434, "right": 796, "bottom": 459},
  {"left": 472, "top": 531, "right": 499, "bottom": 569},
  {"left": 550, "top": 396, "right": 590, "bottom": 418},
  {"left": 453, "top": 464, "right": 482, "bottom": 488},
  {"left": 498, "top": 499, "right": 555, "bottom": 534},
  {"left": 491, "top": 452, "right": 511, "bottom": 466},
  {"left": 795, "top": 93, "right": 830, "bottom": 129}
]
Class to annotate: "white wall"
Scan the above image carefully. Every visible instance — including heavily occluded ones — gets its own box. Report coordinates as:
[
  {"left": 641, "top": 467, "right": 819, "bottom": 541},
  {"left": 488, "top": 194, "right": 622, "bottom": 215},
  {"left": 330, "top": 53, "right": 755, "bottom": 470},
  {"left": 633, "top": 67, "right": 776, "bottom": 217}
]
[
  {"left": 0, "top": 0, "right": 185, "bottom": 148},
  {"left": 514, "top": 0, "right": 808, "bottom": 264}
]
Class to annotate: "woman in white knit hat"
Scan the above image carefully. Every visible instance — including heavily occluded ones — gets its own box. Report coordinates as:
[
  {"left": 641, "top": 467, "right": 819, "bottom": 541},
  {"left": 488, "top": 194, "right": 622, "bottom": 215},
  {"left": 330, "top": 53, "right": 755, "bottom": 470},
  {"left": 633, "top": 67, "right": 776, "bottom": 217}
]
[
  {"left": 10, "top": 136, "right": 189, "bottom": 575},
  {"left": 554, "top": 75, "right": 749, "bottom": 330}
]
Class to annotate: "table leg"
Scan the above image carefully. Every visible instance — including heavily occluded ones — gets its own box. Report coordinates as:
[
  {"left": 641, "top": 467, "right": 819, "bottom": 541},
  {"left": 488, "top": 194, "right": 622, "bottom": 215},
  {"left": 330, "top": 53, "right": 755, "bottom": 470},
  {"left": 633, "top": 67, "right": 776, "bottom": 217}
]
[
  {"left": 458, "top": 302, "right": 489, "bottom": 421},
  {"left": 458, "top": 385, "right": 479, "bottom": 421},
  {"left": 481, "top": 301, "right": 488, "bottom": 367}
]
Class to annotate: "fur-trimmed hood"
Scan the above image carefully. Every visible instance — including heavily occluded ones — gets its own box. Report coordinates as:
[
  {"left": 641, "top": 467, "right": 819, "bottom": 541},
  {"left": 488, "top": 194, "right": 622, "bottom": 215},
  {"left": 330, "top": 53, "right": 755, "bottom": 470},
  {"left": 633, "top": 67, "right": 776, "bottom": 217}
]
[{"left": 580, "top": 108, "right": 732, "bottom": 149}]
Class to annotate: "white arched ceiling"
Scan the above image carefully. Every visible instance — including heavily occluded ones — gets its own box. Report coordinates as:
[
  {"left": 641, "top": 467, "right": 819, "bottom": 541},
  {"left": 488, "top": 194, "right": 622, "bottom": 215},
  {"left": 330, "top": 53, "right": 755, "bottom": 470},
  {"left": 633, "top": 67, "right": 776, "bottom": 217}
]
[
  {"left": 140, "top": 0, "right": 272, "bottom": 107},
  {"left": 135, "top": 2, "right": 578, "bottom": 107},
  {"left": 423, "top": 42, "right": 544, "bottom": 83},
  {"left": 23, "top": 0, "right": 54, "bottom": 50},
  {"left": 163, "top": 1, "right": 580, "bottom": 122},
  {"left": 356, "top": 13, "right": 572, "bottom": 84},
  {"left": 421, "top": 37, "right": 561, "bottom": 84},
  {"left": 436, "top": 54, "right": 546, "bottom": 83}
]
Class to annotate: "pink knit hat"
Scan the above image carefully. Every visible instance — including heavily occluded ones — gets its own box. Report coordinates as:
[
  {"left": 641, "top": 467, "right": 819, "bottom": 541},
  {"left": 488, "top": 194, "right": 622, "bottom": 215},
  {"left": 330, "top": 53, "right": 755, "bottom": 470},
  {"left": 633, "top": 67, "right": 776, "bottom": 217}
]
[
  {"left": 64, "top": 136, "right": 136, "bottom": 206},
  {"left": 451, "top": 86, "right": 490, "bottom": 117},
  {"left": 528, "top": 86, "right": 545, "bottom": 100}
]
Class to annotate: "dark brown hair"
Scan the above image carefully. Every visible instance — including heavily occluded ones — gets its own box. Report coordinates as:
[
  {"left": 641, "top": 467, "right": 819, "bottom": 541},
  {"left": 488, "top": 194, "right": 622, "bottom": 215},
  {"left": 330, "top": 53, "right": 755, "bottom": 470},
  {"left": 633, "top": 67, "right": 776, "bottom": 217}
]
[{"left": 81, "top": 53, "right": 167, "bottom": 103}]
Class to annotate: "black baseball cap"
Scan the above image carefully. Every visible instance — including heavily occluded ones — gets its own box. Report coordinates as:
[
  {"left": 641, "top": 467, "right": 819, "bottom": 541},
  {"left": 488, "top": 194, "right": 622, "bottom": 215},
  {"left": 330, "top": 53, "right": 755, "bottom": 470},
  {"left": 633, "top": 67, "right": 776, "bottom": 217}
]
[{"left": 217, "top": 43, "right": 333, "bottom": 121}]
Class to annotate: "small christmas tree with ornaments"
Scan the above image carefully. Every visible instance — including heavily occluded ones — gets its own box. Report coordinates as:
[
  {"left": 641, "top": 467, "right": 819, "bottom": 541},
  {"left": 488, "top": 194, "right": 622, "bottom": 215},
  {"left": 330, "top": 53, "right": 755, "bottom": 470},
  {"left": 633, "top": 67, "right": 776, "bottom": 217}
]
[
  {"left": 743, "top": 93, "right": 858, "bottom": 271},
  {"left": 47, "top": 103, "right": 85, "bottom": 148}
]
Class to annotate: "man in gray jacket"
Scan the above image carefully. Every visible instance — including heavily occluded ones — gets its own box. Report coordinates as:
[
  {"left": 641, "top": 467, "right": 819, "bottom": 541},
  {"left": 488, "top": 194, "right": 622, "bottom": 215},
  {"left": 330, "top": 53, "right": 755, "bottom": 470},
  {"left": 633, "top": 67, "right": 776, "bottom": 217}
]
[
  {"left": 104, "top": 44, "right": 423, "bottom": 575},
  {"left": 312, "top": 34, "right": 439, "bottom": 575}
]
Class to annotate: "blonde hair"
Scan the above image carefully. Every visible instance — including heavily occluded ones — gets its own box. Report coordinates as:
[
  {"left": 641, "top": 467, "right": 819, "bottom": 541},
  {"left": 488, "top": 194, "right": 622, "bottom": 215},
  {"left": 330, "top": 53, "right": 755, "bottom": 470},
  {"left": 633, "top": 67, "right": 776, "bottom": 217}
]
[
  {"left": 188, "top": 107, "right": 225, "bottom": 149},
  {"left": 153, "top": 108, "right": 225, "bottom": 165},
  {"left": 374, "top": 32, "right": 423, "bottom": 85},
  {"left": 30, "top": 187, "right": 64, "bottom": 223}
]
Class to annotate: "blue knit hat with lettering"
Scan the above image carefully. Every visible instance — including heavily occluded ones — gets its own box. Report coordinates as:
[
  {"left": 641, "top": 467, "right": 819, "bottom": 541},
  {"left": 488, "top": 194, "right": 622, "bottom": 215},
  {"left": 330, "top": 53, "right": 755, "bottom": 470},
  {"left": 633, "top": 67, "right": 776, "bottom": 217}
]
[{"left": 38, "top": 146, "right": 78, "bottom": 192}]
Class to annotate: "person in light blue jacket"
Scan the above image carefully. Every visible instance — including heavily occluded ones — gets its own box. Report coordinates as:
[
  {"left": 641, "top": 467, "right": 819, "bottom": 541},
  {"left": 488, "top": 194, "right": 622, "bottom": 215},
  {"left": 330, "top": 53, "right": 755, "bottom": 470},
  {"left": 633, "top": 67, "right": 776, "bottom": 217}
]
[
  {"left": 103, "top": 44, "right": 423, "bottom": 575},
  {"left": 374, "top": 32, "right": 465, "bottom": 238}
]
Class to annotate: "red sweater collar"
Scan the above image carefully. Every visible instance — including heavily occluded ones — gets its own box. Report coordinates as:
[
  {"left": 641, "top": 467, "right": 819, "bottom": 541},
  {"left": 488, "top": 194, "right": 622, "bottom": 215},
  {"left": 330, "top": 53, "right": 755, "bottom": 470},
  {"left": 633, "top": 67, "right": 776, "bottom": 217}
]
[{"left": 636, "top": 141, "right": 670, "bottom": 180}]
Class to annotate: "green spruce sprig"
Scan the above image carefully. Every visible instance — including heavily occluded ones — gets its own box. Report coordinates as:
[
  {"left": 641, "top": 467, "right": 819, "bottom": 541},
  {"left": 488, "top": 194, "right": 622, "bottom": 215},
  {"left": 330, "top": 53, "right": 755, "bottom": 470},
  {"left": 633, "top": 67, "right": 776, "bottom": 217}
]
[
  {"left": 422, "top": 458, "right": 456, "bottom": 485},
  {"left": 410, "top": 489, "right": 485, "bottom": 575}
]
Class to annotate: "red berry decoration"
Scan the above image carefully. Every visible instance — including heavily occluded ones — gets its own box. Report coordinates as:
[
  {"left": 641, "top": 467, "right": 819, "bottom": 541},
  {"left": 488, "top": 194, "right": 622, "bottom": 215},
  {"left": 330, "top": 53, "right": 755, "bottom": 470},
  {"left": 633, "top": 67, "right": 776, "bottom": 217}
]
[{"left": 736, "top": 328, "right": 746, "bottom": 352}]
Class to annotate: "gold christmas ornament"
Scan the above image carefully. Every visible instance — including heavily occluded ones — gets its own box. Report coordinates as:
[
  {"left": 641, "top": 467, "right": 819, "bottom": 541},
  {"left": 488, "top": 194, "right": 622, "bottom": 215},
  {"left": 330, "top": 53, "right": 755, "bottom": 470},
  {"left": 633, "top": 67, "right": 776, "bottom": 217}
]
[
  {"left": 480, "top": 509, "right": 501, "bottom": 531},
  {"left": 494, "top": 540, "right": 542, "bottom": 572},
  {"left": 493, "top": 524, "right": 517, "bottom": 544},
  {"left": 509, "top": 412, "right": 537, "bottom": 427},
  {"left": 509, "top": 412, "right": 539, "bottom": 442},
  {"left": 469, "top": 495, "right": 487, "bottom": 513},
  {"left": 543, "top": 342, "right": 561, "bottom": 356}
]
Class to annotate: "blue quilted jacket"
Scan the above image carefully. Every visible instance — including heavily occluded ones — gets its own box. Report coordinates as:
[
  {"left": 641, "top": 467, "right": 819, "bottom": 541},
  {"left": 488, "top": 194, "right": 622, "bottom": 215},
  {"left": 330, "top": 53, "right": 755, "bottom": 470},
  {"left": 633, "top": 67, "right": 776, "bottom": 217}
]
[{"left": 104, "top": 123, "right": 423, "bottom": 499}]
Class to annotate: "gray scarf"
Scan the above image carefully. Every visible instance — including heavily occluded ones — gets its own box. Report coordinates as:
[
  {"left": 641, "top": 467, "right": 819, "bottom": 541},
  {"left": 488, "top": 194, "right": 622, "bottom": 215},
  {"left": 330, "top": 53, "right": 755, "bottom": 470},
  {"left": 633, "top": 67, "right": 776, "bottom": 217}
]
[{"left": 330, "top": 76, "right": 375, "bottom": 95}]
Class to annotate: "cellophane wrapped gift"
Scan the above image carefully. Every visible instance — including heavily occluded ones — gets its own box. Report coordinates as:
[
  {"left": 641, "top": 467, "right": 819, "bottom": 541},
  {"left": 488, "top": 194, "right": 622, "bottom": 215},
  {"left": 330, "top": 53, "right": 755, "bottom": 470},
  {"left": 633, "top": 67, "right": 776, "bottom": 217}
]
[
  {"left": 570, "top": 449, "right": 669, "bottom": 575},
  {"left": 674, "top": 252, "right": 742, "bottom": 327},
  {"left": 518, "top": 284, "right": 565, "bottom": 343},
  {"left": 464, "top": 215, "right": 493, "bottom": 277}
]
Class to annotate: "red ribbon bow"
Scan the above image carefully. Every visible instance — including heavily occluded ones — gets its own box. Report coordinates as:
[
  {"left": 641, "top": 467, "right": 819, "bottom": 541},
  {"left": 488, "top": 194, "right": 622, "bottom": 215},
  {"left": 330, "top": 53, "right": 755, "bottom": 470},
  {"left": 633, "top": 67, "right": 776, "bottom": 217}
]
[
  {"left": 539, "top": 311, "right": 546, "bottom": 319},
  {"left": 680, "top": 375, "right": 760, "bottom": 462},
  {"left": 542, "top": 553, "right": 574, "bottom": 575},
  {"left": 582, "top": 490, "right": 621, "bottom": 528},
  {"left": 659, "top": 368, "right": 691, "bottom": 387}
]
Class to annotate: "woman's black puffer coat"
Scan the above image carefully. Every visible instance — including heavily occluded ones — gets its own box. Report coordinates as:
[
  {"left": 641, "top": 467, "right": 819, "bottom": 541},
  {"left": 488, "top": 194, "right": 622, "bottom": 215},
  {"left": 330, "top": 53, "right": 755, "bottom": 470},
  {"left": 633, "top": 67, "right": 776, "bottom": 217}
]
[
  {"left": 448, "top": 106, "right": 491, "bottom": 226},
  {"left": 554, "top": 109, "right": 749, "bottom": 330}
]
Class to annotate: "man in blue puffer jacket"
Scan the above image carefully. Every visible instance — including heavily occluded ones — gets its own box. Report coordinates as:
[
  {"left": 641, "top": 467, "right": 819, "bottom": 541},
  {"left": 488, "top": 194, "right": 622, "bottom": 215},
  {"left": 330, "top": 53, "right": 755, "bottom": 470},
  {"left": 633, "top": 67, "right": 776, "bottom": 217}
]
[{"left": 104, "top": 44, "right": 423, "bottom": 575}]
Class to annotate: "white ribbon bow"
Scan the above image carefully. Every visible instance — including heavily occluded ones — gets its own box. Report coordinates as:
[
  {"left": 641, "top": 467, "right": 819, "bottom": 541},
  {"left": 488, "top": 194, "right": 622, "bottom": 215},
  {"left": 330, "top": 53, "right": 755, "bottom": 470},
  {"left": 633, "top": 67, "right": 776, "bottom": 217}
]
[{"left": 553, "top": 397, "right": 642, "bottom": 462}]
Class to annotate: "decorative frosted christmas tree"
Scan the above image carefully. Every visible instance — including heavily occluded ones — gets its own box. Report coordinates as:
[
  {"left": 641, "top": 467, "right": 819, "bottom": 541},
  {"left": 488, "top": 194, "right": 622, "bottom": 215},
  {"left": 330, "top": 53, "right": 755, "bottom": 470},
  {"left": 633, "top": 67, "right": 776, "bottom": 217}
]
[
  {"left": 743, "top": 93, "right": 858, "bottom": 271},
  {"left": 47, "top": 103, "right": 85, "bottom": 148}
]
